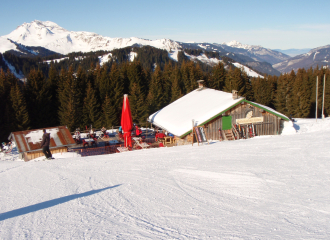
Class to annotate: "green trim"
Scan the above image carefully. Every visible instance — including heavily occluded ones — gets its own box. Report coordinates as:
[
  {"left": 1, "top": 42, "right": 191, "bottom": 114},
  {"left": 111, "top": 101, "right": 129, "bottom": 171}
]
[
  {"left": 179, "top": 98, "right": 289, "bottom": 138},
  {"left": 180, "top": 130, "right": 192, "bottom": 138},
  {"left": 243, "top": 100, "right": 290, "bottom": 121}
]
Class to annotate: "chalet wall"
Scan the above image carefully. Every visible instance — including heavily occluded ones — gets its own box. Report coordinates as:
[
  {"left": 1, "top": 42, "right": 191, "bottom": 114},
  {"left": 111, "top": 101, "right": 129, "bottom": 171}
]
[
  {"left": 23, "top": 147, "right": 68, "bottom": 162},
  {"left": 203, "top": 102, "right": 285, "bottom": 141}
]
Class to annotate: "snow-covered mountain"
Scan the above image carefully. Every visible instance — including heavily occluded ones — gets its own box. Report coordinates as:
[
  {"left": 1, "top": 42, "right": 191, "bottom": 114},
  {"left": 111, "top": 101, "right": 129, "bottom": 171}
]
[
  {"left": 2, "top": 21, "right": 286, "bottom": 62},
  {"left": 221, "top": 40, "right": 290, "bottom": 65},
  {"left": 273, "top": 45, "right": 330, "bottom": 73},
  {"left": 180, "top": 40, "right": 290, "bottom": 65},
  {"left": 3, "top": 20, "right": 308, "bottom": 76},
  {"left": 1, "top": 20, "right": 181, "bottom": 55}
]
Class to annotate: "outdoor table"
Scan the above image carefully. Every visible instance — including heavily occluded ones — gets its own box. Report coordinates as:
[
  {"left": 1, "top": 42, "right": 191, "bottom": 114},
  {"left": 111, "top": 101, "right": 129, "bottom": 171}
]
[{"left": 164, "top": 136, "right": 173, "bottom": 144}]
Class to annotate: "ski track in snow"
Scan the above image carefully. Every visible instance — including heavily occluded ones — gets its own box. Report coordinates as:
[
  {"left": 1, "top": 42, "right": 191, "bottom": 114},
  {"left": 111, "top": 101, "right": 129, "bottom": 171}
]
[{"left": 0, "top": 118, "right": 330, "bottom": 239}]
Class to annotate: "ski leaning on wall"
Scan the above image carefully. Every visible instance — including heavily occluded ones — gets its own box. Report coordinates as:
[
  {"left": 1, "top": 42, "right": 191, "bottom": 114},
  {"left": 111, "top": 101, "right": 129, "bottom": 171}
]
[{"left": 193, "top": 126, "right": 209, "bottom": 145}]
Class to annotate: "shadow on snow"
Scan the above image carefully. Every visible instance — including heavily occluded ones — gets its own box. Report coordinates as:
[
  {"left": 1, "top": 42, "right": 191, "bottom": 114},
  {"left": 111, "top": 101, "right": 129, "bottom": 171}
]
[{"left": 0, "top": 184, "right": 122, "bottom": 221}]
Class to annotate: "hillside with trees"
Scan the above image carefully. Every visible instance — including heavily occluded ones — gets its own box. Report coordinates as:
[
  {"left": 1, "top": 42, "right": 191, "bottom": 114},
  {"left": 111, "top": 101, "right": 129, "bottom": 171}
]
[{"left": 0, "top": 48, "right": 329, "bottom": 142}]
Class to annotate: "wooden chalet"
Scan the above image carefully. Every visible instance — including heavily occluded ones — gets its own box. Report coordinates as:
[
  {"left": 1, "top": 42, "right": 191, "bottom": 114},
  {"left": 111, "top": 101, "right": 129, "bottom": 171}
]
[
  {"left": 9, "top": 126, "right": 76, "bottom": 161},
  {"left": 148, "top": 80, "right": 291, "bottom": 142}
]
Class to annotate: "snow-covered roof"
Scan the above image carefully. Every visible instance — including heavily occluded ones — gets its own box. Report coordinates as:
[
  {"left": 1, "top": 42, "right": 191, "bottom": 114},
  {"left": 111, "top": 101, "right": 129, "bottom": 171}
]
[
  {"left": 148, "top": 88, "right": 244, "bottom": 137},
  {"left": 148, "top": 88, "right": 289, "bottom": 137}
]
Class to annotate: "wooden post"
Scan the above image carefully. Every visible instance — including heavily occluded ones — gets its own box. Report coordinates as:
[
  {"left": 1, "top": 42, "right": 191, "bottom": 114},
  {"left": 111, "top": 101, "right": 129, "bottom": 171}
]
[
  {"left": 146, "top": 120, "right": 148, "bottom": 137},
  {"left": 322, "top": 74, "right": 326, "bottom": 120},
  {"left": 316, "top": 76, "right": 318, "bottom": 122},
  {"left": 192, "top": 119, "right": 194, "bottom": 146},
  {"left": 204, "top": 125, "right": 209, "bottom": 144}
]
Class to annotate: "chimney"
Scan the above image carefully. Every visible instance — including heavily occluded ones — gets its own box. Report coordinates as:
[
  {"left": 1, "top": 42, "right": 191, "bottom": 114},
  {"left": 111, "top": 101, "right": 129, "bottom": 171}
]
[
  {"left": 197, "top": 80, "right": 204, "bottom": 90},
  {"left": 232, "top": 90, "right": 238, "bottom": 100}
]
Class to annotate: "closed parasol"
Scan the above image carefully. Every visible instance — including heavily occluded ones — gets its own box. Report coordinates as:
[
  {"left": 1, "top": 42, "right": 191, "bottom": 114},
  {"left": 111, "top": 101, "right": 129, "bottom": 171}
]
[{"left": 121, "top": 94, "right": 133, "bottom": 148}]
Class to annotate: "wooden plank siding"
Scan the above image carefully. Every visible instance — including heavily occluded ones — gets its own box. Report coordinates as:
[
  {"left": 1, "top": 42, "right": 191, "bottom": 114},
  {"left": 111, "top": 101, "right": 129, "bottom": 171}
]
[
  {"left": 202, "top": 102, "right": 285, "bottom": 141},
  {"left": 23, "top": 147, "right": 68, "bottom": 162}
]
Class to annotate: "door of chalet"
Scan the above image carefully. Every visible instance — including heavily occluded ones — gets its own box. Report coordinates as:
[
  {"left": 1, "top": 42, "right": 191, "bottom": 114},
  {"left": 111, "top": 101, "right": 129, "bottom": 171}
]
[{"left": 222, "top": 116, "right": 232, "bottom": 130}]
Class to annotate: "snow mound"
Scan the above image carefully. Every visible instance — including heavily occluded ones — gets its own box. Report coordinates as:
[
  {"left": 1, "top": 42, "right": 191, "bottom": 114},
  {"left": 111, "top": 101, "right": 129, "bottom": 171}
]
[
  {"left": 294, "top": 117, "right": 330, "bottom": 133},
  {"left": 281, "top": 120, "right": 297, "bottom": 135}
]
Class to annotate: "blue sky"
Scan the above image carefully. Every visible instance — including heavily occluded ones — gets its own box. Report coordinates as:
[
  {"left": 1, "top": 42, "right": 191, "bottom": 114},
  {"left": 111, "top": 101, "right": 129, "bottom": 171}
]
[{"left": 1, "top": 0, "right": 329, "bottom": 49}]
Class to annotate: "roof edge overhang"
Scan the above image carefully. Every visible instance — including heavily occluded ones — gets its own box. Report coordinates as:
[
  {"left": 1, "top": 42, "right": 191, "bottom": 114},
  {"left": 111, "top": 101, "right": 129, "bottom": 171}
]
[
  {"left": 147, "top": 121, "right": 173, "bottom": 136},
  {"left": 179, "top": 98, "right": 245, "bottom": 138}
]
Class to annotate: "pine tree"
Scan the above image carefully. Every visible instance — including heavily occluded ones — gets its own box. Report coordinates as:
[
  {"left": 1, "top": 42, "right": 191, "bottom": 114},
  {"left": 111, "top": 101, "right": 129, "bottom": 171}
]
[
  {"left": 180, "top": 61, "right": 190, "bottom": 94},
  {"left": 285, "top": 70, "right": 296, "bottom": 116},
  {"left": 241, "top": 70, "right": 253, "bottom": 100},
  {"left": 129, "top": 81, "right": 148, "bottom": 124},
  {"left": 47, "top": 63, "right": 60, "bottom": 126},
  {"left": 189, "top": 63, "right": 203, "bottom": 91},
  {"left": 252, "top": 76, "right": 274, "bottom": 106},
  {"left": 10, "top": 83, "right": 30, "bottom": 131},
  {"left": 170, "top": 65, "right": 183, "bottom": 103},
  {"left": 98, "top": 65, "right": 111, "bottom": 102},
  {"left": 110, "top": 63, "right": 124, "bottom": 123},
  {"left": 147, "top": 66, "right": 165, "bottom": 113},
  {"left": 25, "top": 69, "right": 52, "bottom": 128},
  {"left": 292, "top": 69, "right": 311, "bottom": 117},
  {"left": 87, "top": 63, "right": 96, "bottom": 88},
  {"left": 93, "top": 63, "right": 102, "bottom": 88},
  {"left": 208, "top": 62, "right": 226, "bottom": 90},
  {"left": 82, "top": 81, "right": 101, "bottom": 128},
  {"left": 120, "top": 62, "right": 130, "bottom": 95},
  {"left": 0, "top": 69, "right": 15, "bottom": 141},
  {"left": 75, "top": 66, "right": 87, "bottom": 127},
  {"left": 126, "top": 61, "right": 149, "bottom": 124},
  {"left": 58, "top": 67, "right": 79, "bottom": 131},
  {"left": 224, "top": 67, "right": 246, "bottom": 96},
  {"left": 162, "top": 63, "right": 174, "bottom": 104},
  {"left": 101, "top": 94, "right": 117, "bottom": 128},
  {"left": 324, "top": 71, "right": 330, "bottom": 117},
  {"left": 307, "top": 67, "right": 317, "bottom": 118},
  {"left": 275, "top": 74, "right": 289, "bottom": 115},
  {"left": 181, "top": 61, "right": 201, "bottom": 93},
  {"left": 127, "top": 61, "right": 148, "bottom": 98}
]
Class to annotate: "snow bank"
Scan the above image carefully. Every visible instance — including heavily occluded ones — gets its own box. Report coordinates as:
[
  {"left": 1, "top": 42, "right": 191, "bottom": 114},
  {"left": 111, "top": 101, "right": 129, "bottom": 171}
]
[{"left": 281, "top": 120, "right": 297, "bottom": 135}]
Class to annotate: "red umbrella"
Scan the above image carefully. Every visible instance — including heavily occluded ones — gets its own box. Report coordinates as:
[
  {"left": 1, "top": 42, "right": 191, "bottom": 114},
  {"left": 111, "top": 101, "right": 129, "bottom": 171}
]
[{"left": 121, "top": 94, "right": 133, "bottom": 148}]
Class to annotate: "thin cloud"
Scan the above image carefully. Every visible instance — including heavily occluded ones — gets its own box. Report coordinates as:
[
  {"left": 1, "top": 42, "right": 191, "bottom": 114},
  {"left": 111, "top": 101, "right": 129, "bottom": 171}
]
[{"left": 298, "top": 24, "right": 330, "bottom": 30}]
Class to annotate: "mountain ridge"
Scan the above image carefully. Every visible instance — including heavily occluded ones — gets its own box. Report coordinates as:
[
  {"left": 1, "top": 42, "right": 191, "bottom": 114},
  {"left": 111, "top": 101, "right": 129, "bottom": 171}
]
[
  {"left": 2, "top": 20, "right": 326, "bottom": 75},
  {"left": 273, "top": 45, "right": 330, "bottom": 73}
]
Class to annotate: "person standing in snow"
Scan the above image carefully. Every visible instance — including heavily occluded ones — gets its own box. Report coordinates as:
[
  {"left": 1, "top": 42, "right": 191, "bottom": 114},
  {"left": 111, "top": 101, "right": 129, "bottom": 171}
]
[
  {"left": 40, "top": 129, "right": 53, "bottom": 159},
  {"left": 135, "top": 125, "right": 142, "bottom": 137}
]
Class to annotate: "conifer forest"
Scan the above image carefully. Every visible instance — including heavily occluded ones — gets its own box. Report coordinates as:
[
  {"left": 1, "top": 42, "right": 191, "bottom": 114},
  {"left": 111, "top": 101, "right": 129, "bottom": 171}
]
[{"left": 0, "top": 48, "right": 330, "bottom": 142}]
